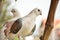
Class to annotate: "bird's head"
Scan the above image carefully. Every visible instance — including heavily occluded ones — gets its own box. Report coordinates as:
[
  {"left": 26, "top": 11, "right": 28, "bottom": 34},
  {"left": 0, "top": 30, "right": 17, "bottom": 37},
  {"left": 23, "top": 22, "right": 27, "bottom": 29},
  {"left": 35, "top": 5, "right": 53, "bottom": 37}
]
[
  {"left": 32, "top": 8, "right": 42, "bottom": 16},
  {"left": 11, "top": 8, "right": 21, "bottom": 17},
  {"left": 11, "top": 9, "right": 16, "bottom": 15}
]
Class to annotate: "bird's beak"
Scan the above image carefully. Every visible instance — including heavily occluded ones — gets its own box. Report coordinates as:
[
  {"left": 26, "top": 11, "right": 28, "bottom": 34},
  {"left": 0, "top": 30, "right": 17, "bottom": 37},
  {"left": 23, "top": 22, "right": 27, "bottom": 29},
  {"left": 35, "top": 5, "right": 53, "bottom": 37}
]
[
  {"left": 39, "top": 10, "right": 42, "bottom": 15},
  {"left": 40, "top": 13, "right": 42, "bottom": 15}
]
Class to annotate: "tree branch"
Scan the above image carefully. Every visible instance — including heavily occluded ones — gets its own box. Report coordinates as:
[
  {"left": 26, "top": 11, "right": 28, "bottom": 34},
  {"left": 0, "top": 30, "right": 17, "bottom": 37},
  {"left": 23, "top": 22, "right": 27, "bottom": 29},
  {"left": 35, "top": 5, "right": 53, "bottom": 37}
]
[{"left": 40, "top": 0, "right": 59, "bottom": 40}]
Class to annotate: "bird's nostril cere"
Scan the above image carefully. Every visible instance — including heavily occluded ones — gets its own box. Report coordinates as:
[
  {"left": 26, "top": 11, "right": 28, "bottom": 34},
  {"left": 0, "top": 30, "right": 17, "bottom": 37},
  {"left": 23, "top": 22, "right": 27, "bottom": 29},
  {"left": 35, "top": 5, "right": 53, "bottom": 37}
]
[
  {"left": 40, "top": 13, "right": 42, "bottom": 15},
  {"left": 38, "top": 9, "right": 40, "bottom": 11}
]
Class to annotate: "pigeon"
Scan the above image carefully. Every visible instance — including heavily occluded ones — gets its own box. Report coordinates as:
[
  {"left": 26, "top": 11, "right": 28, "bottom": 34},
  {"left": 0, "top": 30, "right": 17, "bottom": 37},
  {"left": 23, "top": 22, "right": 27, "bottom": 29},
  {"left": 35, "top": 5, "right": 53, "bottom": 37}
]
[
  {"left": 3, "top": 8, "right": 21, "bottom": 40},
  {"left": 0, "top": 0, "right": 17, "bottom": 40},
  {"left": 25, "top": 15, "right": 43, "bottom": 40},
  {"left": 6, "top": 8, "right": 42, "bottom": 40}
]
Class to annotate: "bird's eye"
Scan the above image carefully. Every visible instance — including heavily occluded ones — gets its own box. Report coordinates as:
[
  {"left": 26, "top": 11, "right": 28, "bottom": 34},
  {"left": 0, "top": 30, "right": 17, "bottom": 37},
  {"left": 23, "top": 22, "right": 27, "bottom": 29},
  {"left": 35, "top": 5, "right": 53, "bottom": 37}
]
[
  {"left": 38, "top": 9, "right": 40, "bottom": 11},
  {"left": 11, "top": 10, "right": 16, "bottom": 13},
  {"left": 13, "top": 10, "right": 15, "bottom": 12}
]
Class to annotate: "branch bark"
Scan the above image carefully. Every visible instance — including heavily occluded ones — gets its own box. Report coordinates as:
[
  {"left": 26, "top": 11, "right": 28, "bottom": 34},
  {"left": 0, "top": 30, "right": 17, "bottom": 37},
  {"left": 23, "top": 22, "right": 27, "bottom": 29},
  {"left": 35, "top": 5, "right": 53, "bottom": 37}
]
[{"left": 40, "top": 0, "right": 59, "bottom": 40}]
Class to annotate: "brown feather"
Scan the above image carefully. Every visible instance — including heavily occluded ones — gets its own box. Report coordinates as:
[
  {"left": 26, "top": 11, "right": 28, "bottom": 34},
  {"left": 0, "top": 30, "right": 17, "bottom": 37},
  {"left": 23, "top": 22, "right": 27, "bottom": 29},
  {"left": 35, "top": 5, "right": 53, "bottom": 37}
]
[{"left": 10, "top": 19, "right": 22, "bottom": 34}]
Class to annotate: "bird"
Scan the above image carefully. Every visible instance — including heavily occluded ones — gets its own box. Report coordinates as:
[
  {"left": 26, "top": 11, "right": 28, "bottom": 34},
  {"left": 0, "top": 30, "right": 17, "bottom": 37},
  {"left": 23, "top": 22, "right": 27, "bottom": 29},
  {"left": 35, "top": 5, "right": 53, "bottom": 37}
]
[
  {"left": 0, "top": 0, "right": 18, "bottom": 40},
  {"left": 25, "top": 15, "right": 44, "bottom": 40},
  {"left": 8, "top": 8, "right": 21, "bottom": 21},
  {"left": 3, "top": 8, "right": 21, "bottom": 40},
  {"left": 6, "top": 8, "right": 42, "bottom": 40}
]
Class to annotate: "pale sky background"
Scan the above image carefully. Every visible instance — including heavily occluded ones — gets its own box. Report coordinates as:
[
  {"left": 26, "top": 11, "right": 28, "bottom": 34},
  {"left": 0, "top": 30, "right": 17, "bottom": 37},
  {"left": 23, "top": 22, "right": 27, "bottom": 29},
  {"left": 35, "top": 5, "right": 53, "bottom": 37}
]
[{"left": 12, "top": 0, "right": 60, "bottom": 20}]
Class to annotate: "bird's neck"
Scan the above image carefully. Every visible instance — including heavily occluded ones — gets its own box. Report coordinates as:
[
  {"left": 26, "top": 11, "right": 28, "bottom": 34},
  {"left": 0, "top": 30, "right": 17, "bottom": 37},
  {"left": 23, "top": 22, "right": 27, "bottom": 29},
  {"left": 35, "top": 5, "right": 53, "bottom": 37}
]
[
  {"left": 13, "top": 13, "right": 21, "bottom": 18},
  {"left": 23, "top": 12, "right": 37, "bottom": 21}
]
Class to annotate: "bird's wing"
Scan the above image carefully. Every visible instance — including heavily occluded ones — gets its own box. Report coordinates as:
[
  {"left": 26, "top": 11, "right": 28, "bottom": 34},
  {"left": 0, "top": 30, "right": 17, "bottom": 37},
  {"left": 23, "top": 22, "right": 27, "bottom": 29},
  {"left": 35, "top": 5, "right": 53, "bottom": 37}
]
[
  {"left": 26, "top": 24, "right": 36, "bottom": 36},
  {"left": 10, "top": 18, "right": 22, "bottom": 34},
  {"left": 31, "top": 24, "right": 36, "bottom": 33}
]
